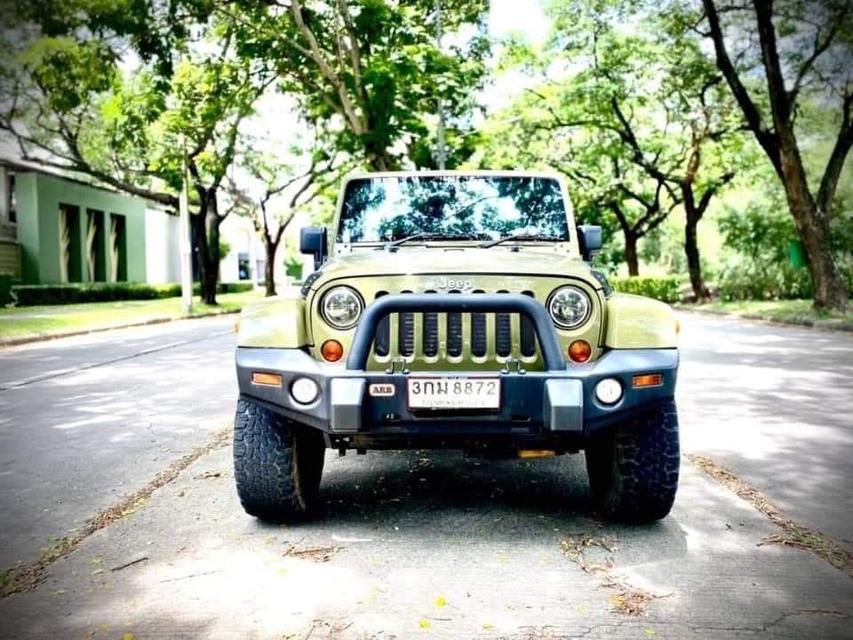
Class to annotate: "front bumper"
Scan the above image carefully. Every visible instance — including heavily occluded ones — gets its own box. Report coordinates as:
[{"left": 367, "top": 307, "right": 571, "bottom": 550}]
[
  {"left": 236, "top": 346, "right": 677, "bottom": 438},
  {"left": 235, "top": 293, "right": 677, "bottom": 444}
]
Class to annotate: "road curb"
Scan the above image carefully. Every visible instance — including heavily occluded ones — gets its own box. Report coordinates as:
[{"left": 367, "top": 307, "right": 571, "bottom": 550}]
[
  {"left": 675, "top": 305, "right": 853, "bottom": 333},
  {"left": 0, "top": 309, "right": 241, "bottom": 349}
]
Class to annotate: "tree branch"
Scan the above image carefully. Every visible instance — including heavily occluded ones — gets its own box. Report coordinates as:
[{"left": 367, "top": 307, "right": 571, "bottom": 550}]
[
  {"left": 702, "top": 0, "right": 782, "bottom": 175},
  {"left": 817, "top": 91, "right": 853, "bottom": 214},
  {"left": 789, "top": 4, "right": 849, "bottom": 104},
  {"left": 290, "top": 0, "right": 365, "bottom": 135}
]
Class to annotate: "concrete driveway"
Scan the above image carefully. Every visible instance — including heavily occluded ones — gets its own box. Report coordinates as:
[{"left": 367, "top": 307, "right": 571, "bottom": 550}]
[{"left": 0, "top": 312, "right": 850, "bottom": 639}]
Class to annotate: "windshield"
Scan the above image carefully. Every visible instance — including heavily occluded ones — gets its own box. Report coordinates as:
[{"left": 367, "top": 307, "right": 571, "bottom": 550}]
[{"left": 337, "top": 175, "right": 569, "bottom": 244}]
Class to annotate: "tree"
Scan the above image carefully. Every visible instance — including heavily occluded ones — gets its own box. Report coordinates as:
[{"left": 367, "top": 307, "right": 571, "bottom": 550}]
[
  {"left": 698, "top": 0, "right": 851, "bottom": 311},
  {"left": 608, "top": 28, "right": 742, "bottom": 298},
  {"left": 480, "top": 3, "right": 740, "bottom": 282},
  {"left": 234, "top": 139, "right": 340, "bottom": 296},
  {"left": 1, "top": 1, "right": 273, "bottom": 304},
  {"left": 224, "top": 0, "right": 490, "bottom": 170},
  {"left": 544, "top": 1, "right": 741, "bottom": 290}
]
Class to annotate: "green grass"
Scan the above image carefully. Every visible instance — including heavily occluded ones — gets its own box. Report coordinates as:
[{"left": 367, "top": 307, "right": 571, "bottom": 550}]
[
  {"left": 0, "top": 289, "right": 264, "bottom": 343},
  {"left": 690, "top": 299, "right": 853, "bottom": 326}
]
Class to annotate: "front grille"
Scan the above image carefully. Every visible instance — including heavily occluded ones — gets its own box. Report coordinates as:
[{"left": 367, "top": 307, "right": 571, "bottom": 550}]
[{"left": 371, "top": 290, "right": 541, "bottom": 365}]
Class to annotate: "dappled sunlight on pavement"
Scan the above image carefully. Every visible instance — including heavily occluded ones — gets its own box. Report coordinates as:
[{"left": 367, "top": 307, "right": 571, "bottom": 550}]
[{"left": 2, "top": 445, "right": 852, "bottom": 639}]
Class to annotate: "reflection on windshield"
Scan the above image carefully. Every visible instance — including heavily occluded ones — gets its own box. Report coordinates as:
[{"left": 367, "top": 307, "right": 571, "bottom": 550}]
[{"left": 338, "top": 175, "right": 569, "bottom": 243}]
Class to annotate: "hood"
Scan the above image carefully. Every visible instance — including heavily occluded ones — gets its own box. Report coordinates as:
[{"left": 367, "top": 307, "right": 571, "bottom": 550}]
[{"left": 314, "top": 246, "right": 596, "bottom": 283}]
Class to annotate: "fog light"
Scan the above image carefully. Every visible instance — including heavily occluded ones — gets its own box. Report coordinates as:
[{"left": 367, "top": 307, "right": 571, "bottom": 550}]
[
  {"left": 291, "top": 377, "right": 319, "bottom": 405},
  {"left": 595, "top": 378, "right": 623, "bottom": 405}
]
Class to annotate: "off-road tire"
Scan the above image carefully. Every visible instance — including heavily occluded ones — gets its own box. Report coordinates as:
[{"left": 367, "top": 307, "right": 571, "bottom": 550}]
[
  {"left": 233, "top": 398, "right": 326, "bottom": 521},
  {"left": 585, "top": 399, "right": 680, "bottom": 523}
]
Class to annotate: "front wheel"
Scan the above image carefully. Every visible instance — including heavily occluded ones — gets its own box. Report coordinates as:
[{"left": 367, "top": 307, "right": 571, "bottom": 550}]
[
  {"left": 233, "top": 398, "right": 326, "bottom": 521},
  {"left": 585, "top": 399, "right": 680, "bottom": 523}
]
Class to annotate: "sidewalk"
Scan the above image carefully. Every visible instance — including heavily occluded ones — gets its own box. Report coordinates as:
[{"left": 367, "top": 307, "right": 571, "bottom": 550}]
[
  {"left": 676, "top": 299, "right": 853, "bottom": 332},
  {"left": 0, "top": 290, "right": 263, "bottom": 346}
]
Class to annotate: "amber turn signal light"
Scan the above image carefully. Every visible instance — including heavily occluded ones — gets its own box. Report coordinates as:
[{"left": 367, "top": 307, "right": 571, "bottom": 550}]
[
  {"left": 321, "top": 339, "right": 344, "bottom": 362},
  {"left": 633, "top": 373, "right": 663, "bottom": 388},
  {"left": 251, "top": 372, "right": 282, "bottom": 387},
  {"left": 518, "top": 449, "right": 557, "bottom": 459},
  {"left": 568, "top": 340, "right": 591, "bottom": 363}
]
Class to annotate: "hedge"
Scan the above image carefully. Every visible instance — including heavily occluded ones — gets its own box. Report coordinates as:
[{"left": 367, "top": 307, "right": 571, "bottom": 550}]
[
  {"left": 609, "top": 275, "right": 680, "bottom": 303},
  {"left": 0, "top": 274, "right": 16, "bottom": 306},
  {"left": 12, "top": 281, "right": 253, "bottom": 306}
]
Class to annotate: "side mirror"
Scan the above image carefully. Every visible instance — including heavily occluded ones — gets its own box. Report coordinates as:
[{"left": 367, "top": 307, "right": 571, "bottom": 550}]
[
  {"left": 577, "top": 225, "right": 602, "bottom": 262},
  {"left": 300, "top": 227, "right": 328, "bottom": 270}
]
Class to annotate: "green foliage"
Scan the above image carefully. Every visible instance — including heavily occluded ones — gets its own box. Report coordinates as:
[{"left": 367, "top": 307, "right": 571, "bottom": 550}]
[
  {"left": 715, "top": 266, "right": 813, "bottom": 302},
  {"left": 476, "top": 0, "right": 743, "bottom": 278},
  {"left": 229, "top": 0, "right": 490, "bottom": 169},
  {"left": 716, "top": 199, "right": 812, "bottom": 300},
  {"left": 284, "top": 256, "right": 303, "bottom": 280},
  {"left": 610, "top": 276, "right": 681, "bottom": 303},
  {"left": 219, "top": 239, "right": 231, "bottom": 262},
  {"left": 717, "top": 202, "right": 796, "bottom": 267},
  {"left": 715, "top": 198, "right": 853, "bottom": 301},
  {"left": 12, "top": 281, "right": 252, "bottom": 306}
]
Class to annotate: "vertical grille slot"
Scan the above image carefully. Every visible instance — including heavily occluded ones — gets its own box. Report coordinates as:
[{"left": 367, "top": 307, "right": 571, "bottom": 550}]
[
  {"left": 398, "top": 290, "right": 414, "bottom": 356},
  {"left": 520, "top": 291, "right": 536, "bottom": 357},
  {"left": 423, "top": 291, "right": 439, "bottom": 357},
  {"left": 447, "top": 290, "right": 463, "bottom": 357},
  {"left": 471, "top": 290, "right": 487, "bottom": 357},
  {"left": 374, "top": 291, "right": 389, "bottom": 356},
  {"left": 496, "top": 290, "right": 511, "bottom": 357}
]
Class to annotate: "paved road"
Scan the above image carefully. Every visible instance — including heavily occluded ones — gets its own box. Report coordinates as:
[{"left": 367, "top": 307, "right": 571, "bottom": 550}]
[
  {"left": 677, "top": 314, "right": 853, "bottom": 550},
  {"left": 0, "top": 317, "right": 238, "bottom": 567},
  {"left": 0, "top": 313, "right": 851, "bottom": 639}
]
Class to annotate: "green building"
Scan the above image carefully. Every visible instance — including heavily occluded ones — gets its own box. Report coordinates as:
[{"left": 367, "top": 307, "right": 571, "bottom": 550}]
[
  {"left": 1, "top": 160, "right": 153, "bottom": 284},
  {"left": 0, "top": 159, "right": 265, "bottom": 289}
]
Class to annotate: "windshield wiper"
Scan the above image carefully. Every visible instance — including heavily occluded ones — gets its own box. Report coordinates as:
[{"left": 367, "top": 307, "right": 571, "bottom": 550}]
[
  {"left": 387, "top": 232, "right": 489, "bottom": 248},
  {"left": 479, "top": 234, "right": 565, "bottom": 248}
]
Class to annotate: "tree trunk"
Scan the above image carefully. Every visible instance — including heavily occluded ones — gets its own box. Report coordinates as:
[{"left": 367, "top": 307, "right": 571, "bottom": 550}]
[
  {"left": 684, "top": 215, "right": 709, "bottom": 302},
  {"left": 777, "top": 132, "right": 848, "bottom": 311},
  {"left": 194, "top": 188, "right": 222, "bottom": 306},
  {"left": 624, "top": 233, "right": 640, "bottom": 277},
  {"left": 264, "top": 240, "right": 278, "bottom": 297},
  {"left": 682, "top": 186, "right": 710, "bottom": 302}
]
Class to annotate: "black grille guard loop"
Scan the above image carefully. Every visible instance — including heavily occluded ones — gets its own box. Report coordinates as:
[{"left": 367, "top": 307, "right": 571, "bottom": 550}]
[{"left": 346, "top": 293, "right": 568, "bottom": 372}]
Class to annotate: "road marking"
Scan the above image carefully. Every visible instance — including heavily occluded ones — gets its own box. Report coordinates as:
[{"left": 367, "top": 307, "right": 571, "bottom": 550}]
[
  {"left": 0, "top": 329, "right": 231, "bottom": 391},
  {"left": 0, "top": 425, "right": 232, "bottom": 597},
  {"left": 686, "top": 453, "right": 853, "bottom": 578}
]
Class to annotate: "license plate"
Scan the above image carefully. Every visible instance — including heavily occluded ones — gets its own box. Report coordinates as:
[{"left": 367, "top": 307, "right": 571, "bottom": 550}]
[{"left": 407, "top": 377, "right": 501, "bottom": 410}]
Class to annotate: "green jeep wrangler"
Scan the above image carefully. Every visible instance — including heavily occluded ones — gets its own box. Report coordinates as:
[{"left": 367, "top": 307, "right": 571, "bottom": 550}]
[{"left": 233, "top": 171, "right": 680, "bottom": 523}]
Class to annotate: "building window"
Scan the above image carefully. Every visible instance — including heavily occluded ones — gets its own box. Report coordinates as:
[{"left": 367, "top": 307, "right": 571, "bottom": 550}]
[
  {"left": 238, "top": 252, "right": 251, "bottom": 280},
  {"left": 85, "top": 209, "right": 106, "bottom": 281},
  {"left": 59, "top": 203, "right": 82, "bottom": 283},
  {"left": 7, "top": 173, "right": 15, "bottom": 224},
  {"left": 109, "top": 213, "right": 127, "bottom": 282}
]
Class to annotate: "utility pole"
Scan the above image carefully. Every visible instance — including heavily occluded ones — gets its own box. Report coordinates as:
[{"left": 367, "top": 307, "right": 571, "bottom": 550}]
[
  {"left": 179, "top": 137, "right": 193, "bottom": 314},
  {"left": 435, "top": 0, "right": 448, "bottom": 170}
]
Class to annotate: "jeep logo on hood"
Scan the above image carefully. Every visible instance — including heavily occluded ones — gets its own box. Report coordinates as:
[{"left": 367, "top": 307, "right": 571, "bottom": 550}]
[{"left": 425, "top": 277, "right": 474, "bottom": 292}]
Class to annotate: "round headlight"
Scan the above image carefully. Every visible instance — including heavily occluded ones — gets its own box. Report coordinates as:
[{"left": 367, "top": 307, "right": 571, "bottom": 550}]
[
  {"left": 548, "top": 286, "right": 591, "bottom": 329},
  {"left": 321, "top": 286, "right": 363, "bottom": 329}
]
